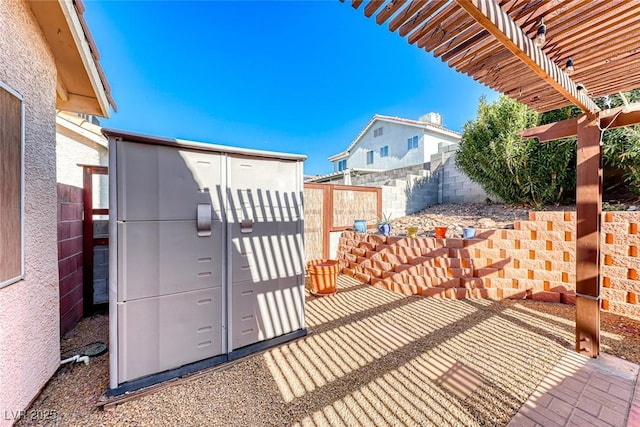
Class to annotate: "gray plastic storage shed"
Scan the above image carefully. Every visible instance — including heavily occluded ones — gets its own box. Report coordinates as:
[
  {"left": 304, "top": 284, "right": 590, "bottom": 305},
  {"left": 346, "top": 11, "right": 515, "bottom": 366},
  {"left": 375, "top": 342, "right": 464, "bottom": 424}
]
[{"left": 104, "top": 129, "right": 306, "bottom": 394}]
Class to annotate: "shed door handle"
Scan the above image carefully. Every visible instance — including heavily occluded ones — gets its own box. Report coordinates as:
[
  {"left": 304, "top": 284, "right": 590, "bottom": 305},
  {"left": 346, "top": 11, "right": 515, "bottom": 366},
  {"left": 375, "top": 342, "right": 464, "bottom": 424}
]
[
  {"left": 241, "top": 219, "right": 253, "bottom": 234},
  {"left": 197, "top": 203, "right": 212, "bottom": 237}
]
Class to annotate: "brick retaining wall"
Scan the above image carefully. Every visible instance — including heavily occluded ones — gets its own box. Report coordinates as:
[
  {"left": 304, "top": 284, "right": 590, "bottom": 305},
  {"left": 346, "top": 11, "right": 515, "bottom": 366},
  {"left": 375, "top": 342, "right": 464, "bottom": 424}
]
[
  {"left": 337, "top": 211, "right": 640, "bottom": 319},
  {"left": 57, "top": 183, "right": 84, "bottom": 335}
]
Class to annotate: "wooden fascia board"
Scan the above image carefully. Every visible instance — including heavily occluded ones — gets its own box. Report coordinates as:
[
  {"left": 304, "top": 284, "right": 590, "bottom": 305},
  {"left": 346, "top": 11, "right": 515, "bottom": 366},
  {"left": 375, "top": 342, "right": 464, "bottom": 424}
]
[
  {"left": 519, "top": 104, "right": 640, "bottom": 142},
  {"left": 57, "top": 0, "right": 111, "bottom": 117},
  {"left": 454, "top": 0, "right": 600, "bottom": 113},
  {"left": 56, "top": 114, "right": 107, "bottom": 148},
  {"left": 327, "top": 152, "right": 348, "bottom": 162}
]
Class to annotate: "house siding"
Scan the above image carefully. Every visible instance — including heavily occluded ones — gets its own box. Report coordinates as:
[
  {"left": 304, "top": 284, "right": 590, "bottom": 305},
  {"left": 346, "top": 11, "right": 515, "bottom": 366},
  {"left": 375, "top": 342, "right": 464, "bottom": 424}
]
[
  {"left": 333, "top": 121, "right": 460, "bottom": 172},
  {"left": 0, "top": 0, "right": 60, "bottom": 423},
  {"left": 56, "top": 121, "right": 109, "bottom": 207}
]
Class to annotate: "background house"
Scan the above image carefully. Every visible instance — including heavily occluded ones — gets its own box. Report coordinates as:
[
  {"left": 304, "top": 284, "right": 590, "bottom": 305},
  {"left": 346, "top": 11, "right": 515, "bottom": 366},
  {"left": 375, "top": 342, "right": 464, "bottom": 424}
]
[
  {"left": 309, "top": 113, "right": 489, "bottom": 218},
  {"left": 0, "top": 1, "right": 114, "bottom": 423},
  {"left": 328, "top": 113, "right": 461, "bottom": 173}
]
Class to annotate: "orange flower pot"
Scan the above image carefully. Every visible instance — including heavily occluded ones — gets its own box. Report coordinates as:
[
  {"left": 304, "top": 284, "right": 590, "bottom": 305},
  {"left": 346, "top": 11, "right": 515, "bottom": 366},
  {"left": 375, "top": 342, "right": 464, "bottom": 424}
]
[
  {"left": 307, "top": 259, "right": 339, "bottom": 297},
  {"left": 434, "top": 226, "right": 448, "bottom": 238}
]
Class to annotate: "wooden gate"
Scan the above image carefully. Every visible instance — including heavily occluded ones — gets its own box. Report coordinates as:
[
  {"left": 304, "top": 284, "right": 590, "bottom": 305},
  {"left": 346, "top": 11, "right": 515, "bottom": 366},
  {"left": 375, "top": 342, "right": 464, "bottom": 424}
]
[
  {"left": 81, "top": 164, "right": 109, "bottom": 315},
  {"left": 304, "top": 183, "right": 381, "bottom": 260}
]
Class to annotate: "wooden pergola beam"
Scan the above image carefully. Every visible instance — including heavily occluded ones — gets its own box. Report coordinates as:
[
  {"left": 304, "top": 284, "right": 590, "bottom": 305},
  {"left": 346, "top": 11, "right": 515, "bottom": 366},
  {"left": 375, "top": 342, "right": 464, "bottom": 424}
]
[
  {"left": 519, "top": 104, "right": 640, "bottom": 142},
  {"left": 576, "top": 113, "right": 602, "bottom": 358},
  {"left": 454, "top": 0, "right": 600, "bottom": 113}
]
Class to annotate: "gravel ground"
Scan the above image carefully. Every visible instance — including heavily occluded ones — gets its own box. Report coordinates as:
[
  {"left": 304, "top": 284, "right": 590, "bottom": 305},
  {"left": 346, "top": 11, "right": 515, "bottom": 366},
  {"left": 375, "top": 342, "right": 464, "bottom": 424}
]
[
  {"left": 390, "top": 203, "right": 535, "bottom": 236},
  {"left": 19, "top": 275, "right": 640, "bottom": 427}
]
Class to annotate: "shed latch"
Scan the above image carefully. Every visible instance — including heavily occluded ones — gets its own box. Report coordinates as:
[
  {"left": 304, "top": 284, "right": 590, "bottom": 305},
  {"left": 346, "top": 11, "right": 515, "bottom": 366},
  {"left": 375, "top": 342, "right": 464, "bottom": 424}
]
[{"left": 197, "top": 203, "right": 212, "bottom": 237}]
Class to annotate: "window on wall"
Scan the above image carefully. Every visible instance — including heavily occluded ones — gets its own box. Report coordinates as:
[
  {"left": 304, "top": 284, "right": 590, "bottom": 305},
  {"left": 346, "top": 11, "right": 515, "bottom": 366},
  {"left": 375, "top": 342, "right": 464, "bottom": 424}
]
[
  {"left": 367, "top": 150, "right": 374, "bottom": 164},
  {"left": 407, "top": 135, "right": 419, "bottom": 150},
  {"left": 373, "top": 127, "right": 383, "bottom": 137},
  {"left": 0, "top": 83, "right": 24, "bottom": 288},
  {"left": 380, "top": 146, "right": 389, "bottom": 157},
  {"left": 337, "top": 159, "right": 347, "bottom": 171}
]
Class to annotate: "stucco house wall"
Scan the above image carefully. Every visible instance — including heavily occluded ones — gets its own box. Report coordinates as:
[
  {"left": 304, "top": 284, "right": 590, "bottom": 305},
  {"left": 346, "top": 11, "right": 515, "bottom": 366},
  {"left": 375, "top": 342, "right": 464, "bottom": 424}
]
[
  {"left": 340, "top": 124, "right": 428, "bottom": 171},
  {"left": 0, "top": 0, "right": 60, "bottom": 422}
]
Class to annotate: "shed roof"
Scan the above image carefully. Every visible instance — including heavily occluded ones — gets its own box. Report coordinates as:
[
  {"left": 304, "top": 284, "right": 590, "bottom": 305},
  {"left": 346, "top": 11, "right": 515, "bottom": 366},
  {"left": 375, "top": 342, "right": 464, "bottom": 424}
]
[{"left": 102, "top": 128, "right": 307, "bottom": 162}]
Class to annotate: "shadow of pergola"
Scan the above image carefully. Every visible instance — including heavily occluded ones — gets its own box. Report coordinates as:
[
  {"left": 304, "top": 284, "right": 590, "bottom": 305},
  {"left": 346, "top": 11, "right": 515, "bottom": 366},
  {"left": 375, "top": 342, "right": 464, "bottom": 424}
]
[{"left": 263, "top": 275, "right": 625, "bottom": 426}]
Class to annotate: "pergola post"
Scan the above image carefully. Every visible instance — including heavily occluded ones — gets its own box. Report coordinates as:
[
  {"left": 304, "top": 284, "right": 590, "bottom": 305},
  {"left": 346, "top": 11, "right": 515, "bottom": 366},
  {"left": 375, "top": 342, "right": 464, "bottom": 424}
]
[{"left": 575, "top": 113, "right": 602, "bottom": 357}]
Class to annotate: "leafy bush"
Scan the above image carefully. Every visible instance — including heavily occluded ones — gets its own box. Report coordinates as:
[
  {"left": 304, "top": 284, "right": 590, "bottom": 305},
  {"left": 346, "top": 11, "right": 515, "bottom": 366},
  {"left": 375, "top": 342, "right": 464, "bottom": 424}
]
[
  {"left": 456, "top": 96, "right": 576, "bottom": 207},
  {"left": 601, "top": 90, "right": 640, "bottom": 194}
]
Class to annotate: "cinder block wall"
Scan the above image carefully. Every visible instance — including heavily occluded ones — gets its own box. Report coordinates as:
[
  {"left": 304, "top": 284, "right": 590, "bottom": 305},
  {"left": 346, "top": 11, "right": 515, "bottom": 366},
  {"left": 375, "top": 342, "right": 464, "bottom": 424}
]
[
  {"left": 57, "top": 183, "right": 84, "bottom": 335},
  {"left": 337, "top": 211, "right": 640, "bottom": 320},
  {"left": 430, "top": 144, "right": 493, "bottom": 204}
]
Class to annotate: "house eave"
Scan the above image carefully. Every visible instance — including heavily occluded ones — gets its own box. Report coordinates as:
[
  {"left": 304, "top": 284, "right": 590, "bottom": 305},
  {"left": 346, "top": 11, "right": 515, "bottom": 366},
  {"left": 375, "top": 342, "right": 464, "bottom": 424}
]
[
  {"left": 56, "top": 112, "right": 107, "bottom": 149},
  {"left": 328, "top": 151, "right": 348, "bottom": 162},
  {"left": 28, "top": 0, "right": 115, "bottom": 117}
]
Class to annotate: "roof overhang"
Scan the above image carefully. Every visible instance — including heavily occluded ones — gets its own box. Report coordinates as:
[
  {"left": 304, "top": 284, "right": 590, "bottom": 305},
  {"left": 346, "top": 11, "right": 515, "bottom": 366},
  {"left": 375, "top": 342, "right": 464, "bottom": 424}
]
[
  {"left": 328, "top": 152, "right": 349, "bottom": 162},
  {"left": 56, "top": 111, "right": 107, "bottom": 148},
  {"left": 29, "top": 0, "right": 116, "bottom": 117}
]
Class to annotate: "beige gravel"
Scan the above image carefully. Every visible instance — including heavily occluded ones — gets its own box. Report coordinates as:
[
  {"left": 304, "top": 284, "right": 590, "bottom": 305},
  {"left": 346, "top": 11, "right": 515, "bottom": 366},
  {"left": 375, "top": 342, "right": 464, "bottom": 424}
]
[
  {"left": 390, "top": 203, "right": 534, "bottom": 236},
  {"left": 19, "top": 275, "right": 640, "bottom": 427}
]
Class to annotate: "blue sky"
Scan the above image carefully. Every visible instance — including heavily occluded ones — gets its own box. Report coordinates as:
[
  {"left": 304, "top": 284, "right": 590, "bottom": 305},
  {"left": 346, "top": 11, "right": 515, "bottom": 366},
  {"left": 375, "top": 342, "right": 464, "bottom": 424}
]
[{"left": 84, "top": 1, "right": 498, "bottom": 175}]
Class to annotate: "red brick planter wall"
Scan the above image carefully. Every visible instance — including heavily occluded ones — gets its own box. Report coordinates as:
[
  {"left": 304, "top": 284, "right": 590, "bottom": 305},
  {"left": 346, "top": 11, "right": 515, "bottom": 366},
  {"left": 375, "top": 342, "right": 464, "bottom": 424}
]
[
  {"left": 57, "top": 183, "right": 84, "bottom": 335},
  {"left": 337, "top": 211, "right": 640, "bottom": 319}
]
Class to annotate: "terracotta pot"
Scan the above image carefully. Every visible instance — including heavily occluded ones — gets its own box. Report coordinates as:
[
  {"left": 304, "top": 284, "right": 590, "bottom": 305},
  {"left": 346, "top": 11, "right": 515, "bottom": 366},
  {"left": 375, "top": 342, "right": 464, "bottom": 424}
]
[
  {"left": 434, "top": 226, "right": 448, "bottom": 238},
  {"left": 407, "top": 226, "right": 419, "bottom": 238},
  {"left": 307, "top": 259, "right": 339, "bottom": 297}
]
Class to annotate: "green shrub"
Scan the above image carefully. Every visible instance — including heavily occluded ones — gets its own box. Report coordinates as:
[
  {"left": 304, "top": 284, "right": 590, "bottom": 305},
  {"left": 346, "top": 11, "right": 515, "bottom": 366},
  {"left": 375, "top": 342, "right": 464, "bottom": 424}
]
[
  {"left": 456, "top": 96, "right": 576, "bottom": 207},
  {"left": 601, "top": 90, "right": 640, "bottom": 194}
]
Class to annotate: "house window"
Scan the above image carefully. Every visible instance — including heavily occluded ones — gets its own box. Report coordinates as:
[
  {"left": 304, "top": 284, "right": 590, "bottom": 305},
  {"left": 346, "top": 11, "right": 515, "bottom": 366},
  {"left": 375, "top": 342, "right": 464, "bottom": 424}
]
[
  {"left": 367, "top": 150, "right": 374, "bottom": 164},
  {"left": 337, "top": 159, "right": 347, "bottom": 171},
  {"left": 408, "top": 135, "right": 419, "bottom": 150},
  {"left": 0, "top": 83, "right": 24, "bottom": 288},
  {"left": 380, "top": 146, "right": 389, "bottom": 157},
  {"left": 373, "top": 127, "right": 383, "bottom": 137}
]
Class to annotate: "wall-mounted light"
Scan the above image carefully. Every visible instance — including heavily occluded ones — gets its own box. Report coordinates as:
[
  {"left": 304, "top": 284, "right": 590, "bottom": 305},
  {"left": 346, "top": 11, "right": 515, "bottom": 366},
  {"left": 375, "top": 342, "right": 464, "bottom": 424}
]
[
  {"left": 576, "top": 83, "right": 587, "bottom": 95},
  {"left": 566, "top": 58, "right": 575, "bottom": 75},
  {"left": 534, "top": 18, "right": 546, "bottom": 47}
]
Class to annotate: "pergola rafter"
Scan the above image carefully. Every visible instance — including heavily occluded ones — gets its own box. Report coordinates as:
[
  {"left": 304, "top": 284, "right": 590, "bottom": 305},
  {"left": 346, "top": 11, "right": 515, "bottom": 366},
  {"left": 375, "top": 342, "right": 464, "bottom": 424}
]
[{"left": 341, "top": 0, "right": 640, "bottom": 358}]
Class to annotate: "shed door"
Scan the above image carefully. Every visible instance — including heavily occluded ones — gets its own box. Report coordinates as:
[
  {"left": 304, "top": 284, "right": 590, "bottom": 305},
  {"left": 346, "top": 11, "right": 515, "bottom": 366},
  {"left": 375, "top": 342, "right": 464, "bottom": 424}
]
[
  {"left": 116, "top": 142, "right": 225, "bottom": 383},
  {"left": 228, "top": 156, "right": 304, "bottom": 350}
]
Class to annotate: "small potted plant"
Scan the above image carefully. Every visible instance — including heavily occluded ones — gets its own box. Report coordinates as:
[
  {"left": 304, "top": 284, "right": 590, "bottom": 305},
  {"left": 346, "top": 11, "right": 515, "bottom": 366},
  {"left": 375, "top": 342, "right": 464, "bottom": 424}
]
[
  {"left": 462, "top": 226, "right": 476, "bottom": 239},
  {"left": 354, "top": 219, "right": 367, "bottom": 233},
  {"left": 377, "top": 213, "right": 393, "bottom": 236}
]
